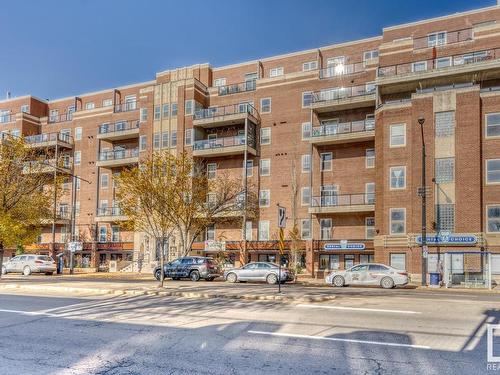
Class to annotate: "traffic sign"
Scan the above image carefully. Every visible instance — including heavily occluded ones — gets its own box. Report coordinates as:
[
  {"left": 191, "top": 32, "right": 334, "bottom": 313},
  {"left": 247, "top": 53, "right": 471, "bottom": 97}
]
[
  {"left": 278, "top": 206, "right": 286, "bottom": 228},
  {"left": 278, "top": 228, "right": 285, "bottom": 255}
]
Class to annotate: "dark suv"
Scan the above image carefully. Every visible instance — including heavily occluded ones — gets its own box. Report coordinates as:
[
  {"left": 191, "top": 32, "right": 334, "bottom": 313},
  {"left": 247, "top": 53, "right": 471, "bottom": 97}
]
[{"left": 153, "top": 256, "right": 220, "bottom": 282}]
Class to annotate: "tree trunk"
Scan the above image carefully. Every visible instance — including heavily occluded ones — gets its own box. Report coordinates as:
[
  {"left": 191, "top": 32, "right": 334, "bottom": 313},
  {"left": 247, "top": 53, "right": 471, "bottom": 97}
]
[
  {"left": 0, "top": 242, "right": 4, "bottom": 279},
  {"left": 160, "top": 236, "right": 166, "bottom": 287}
]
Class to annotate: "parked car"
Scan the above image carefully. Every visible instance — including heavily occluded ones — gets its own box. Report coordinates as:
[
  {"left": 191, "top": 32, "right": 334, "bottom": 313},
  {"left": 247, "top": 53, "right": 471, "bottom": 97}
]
[
  {"left": 224, "top": 262, "right": 291, "bottom": 284},
  {"left": 1, "top": 255, "right": 56, "bottom": 276},
  {"left": 153, "top": 256, "right": 220, "bottom": 282},
  {"left": 325, "top": 263, "right": 408, "bottom": 289}
]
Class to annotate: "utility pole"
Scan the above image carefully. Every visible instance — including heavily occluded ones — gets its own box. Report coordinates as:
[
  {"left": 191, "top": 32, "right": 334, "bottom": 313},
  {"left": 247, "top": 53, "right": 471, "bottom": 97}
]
[{"left": 418, "top": 116, "right": 427, "bottom": 286}]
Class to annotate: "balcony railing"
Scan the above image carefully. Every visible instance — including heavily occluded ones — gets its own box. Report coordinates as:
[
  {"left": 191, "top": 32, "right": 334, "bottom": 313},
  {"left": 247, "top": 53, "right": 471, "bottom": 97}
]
[
  {"left": 97, "top": 206, "right": 124, "bottom": 217},
  {"left": 311, "top": 193, "right": 375, "bottom": 208},
  {"left": 55, "top": 210, "right": 71, "bottom": 220},
  {"left": 217, "top": 80, "right": 256, "bottom": 96},
  {"left": 312, "top": 119, "right": 375, "bottom": 138},
  {"left": 99, "top": 148, "right": 139, "bottom": 161},
  {"left": 114, "top": 100, "right": 138, "bottom": 113},
  {"left": 319, "top": 62, "right": 366, "bottom": 79},
  {"left": 23, "top": 158, "right": 72, "bottom": 172},
  {"left": 194, "top": 103, "right": 258, "bottom": 121},
  {"left": 413, "top": 28, "right": 474, "bottom": 50},
  {"left": 193, "top": 134, "right": 256, "bottom": 151},
  {"left": 378, "top": 48, "right": 499, "bottom": 78},
  {"left": 99, "top": 120, "right": 139, "bottom": 134},
  {"left": 0, "top": 113, "right": 15, "bottom": 123},
  {"left": 48, "top": 113, "right": 73, "bottom": 123},
  {"left": 312, "top": 84, "right": 376, "bottom": 104},
  {"left": 25, "top": 132, "right": 73, "bottom": 145}
]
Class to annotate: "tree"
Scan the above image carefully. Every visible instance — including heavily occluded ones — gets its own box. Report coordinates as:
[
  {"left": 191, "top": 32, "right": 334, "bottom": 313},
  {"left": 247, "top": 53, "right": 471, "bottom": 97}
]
[{"left": 0, "top": 136, "right": 61, "bottom": 278}]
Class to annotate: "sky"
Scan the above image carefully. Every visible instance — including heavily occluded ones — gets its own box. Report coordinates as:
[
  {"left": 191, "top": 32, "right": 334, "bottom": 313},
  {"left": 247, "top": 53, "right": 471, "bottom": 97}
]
[{"left": 0, "top": 0, "right": 496, "bottom": 101}]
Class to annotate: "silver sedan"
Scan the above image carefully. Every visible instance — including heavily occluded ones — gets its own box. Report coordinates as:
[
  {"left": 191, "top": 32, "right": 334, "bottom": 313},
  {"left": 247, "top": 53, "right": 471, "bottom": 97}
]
[
  {"left": 224, "top": 262, "right": 290, "bottom": 284},
  {"left": 325, "top": 263, "right": 409, "bottom": 289}
]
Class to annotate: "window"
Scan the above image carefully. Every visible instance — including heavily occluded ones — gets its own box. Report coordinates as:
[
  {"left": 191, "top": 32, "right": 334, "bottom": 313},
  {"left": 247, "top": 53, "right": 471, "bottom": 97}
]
[
  {"left": 302, "top": 154, "right": 311, "bottom": 173},
  {"left": 214, "top": 78, "right": 226, "bottom": 87},
  {"left": 259, "top": 190, "right": 270, "bottom": 207},
  {"left": 390, "top": 208, "right": 406, "bottom": 235},
  {"left": 258, "top": 220, "right": 270, "bottom": 241},
  {"left": 319, "top": 254, "right": 340, "bottom": 270},
  {"left": 98, "top": 226, "right": 107, "bottom": 243},
  {"left": 487, "top": 205, "right": 500, "bottom": 233},
  {"left": 366, "top": 217, "right": 375, "bottom": 239},
  {"left": 153, "top": 132, "right": 160, "bottom": 149},
  {"left": 74, "top": 151, "right": 81, "bottom": 166},
  {"left": 207, "top": 163, "right": 217, "bottom": 180},
  {"left": 49, "top": 109, "right": 59, "bottom": 122},
  {"left": 171, "top": 131, "right": 177, "bottom": 147},
  {"left": 171, "top": 103, "right": 178, "bottom": 116},
  {"left": 154, "top": 105, "right": 161, "bottom": 120},
  {"left": 85, "top": 102, "right": 95, "bottom": 110},
  {"left": 103, "top": 98, "right": 113, "bottom": 107},
  {"left": 363, "top": 50, "right": 379, "bottom": 61},
  {"left": 486, "top": 113, "right": 500, "bottom": 138},
  {"left": 320, "top": 218, "right": 332, "bottom": 240},
  {"left": 435, "top": 158, "right": 455, "bottom": 183},
  {"left": 260, "top": 159, "right": 270, "bottom": 176},
  {"left": 75, "top": 201, "right": 81, "bottom": 217},
  {"left": 412, "top": 61, "right": 427, "bottom": 72},
  {"left": 111, "top": 226, "right": 120, "bottom": 242},
  {"left": 75, "top": 127, "right": 82, "bottom": 141},
  {"left": 140, "top": 135, "right": 147, "bottom": 151},
  {"left": 244, "top": 160, "right": 253, "bottom": 177},
  {"left": 436, "top": 57, "right": 451, "bottom": 69},
  {"left": 366, "top": 149, "right": 375, "bottom": 168},
  {"left": 301, "top": 219, "right": 311, "bottom": 239},
  {"left": 269, "top": 67, "right": 284, "bottom": 77},
  {"left": 390, "top": 253, "right": 406, "bottom": 270},
  {"left": 436, "top": 204, "right": 455, "bottom": 232},
  {"left": 435, "top": 111, "right": 455, "bottom": 137},
  {"left": 245, "top": 221, "right": 252, "bottom": 241},
  {"left": 302, "top": 61, "right": 318, "bottom": 71},
  {"left": 185, "top": 129, "right": 193, "bottom": 146},
  {"left": 185, "top": 100, "right": 194, "bottom": 116},
  {"left": 361, "top": 254, "right": 375, "bottom": 264},
  {"left": 428, "top": 31, "right": 447, "bottom": 47},
  {"left": 206, "top": 225, "right": 215, "bottom": 241},
  {"left": 101, "top": 174, "right": 109, "bottom": 189},
  {"left": 390, "top": 166, "right": 406, "bottom": 189},
  {"left": 20, "top": 104, "right": 29, "bottom": 113},
  {"left": 260, "top": 128, "right": 271, "bottom": 145},
  {"left": 365, "top": 182, "right": 375, "bottom": 204},
  {"left": 320, "top": 152, "right": 332, "bottom": 171},
  {"left": 162, "top": 132, "right": 169, "bottom": 148},
  {"left": 302, "top": 92, "right": 313, "bottom": 108},
  {"left": 75, "top": 178, "right": 81, "bottom": 191},
  {"left": 162, "top": 103, "right": 169, "bottom": 118},
  {"left": 260, "top": 98, "right": 271, "bottom": 113},
  {"left": 140, "top": 108, "right": 148, "bottom": 122},
  {"left": 301, "top": 187, "right": 311, "bottom": 206},
  {"left": 487, "top": 159, "right": 500, "bottom": 184},
  {"left": 390, "top": 124, "right": 406, "bottom": 147},
  {"left": 61, "top": 227, "right": 68, "bottom": 243}
]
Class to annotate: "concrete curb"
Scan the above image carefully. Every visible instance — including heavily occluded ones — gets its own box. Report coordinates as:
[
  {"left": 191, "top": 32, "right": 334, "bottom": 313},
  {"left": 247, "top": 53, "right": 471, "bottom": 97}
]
[{"left": 0, "top": 283, "right": 336, "bottom": 303}]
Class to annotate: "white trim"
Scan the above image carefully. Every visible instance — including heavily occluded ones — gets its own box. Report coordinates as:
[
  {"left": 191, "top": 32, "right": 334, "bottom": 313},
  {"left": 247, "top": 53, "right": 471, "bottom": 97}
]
[
  {"left": 389, "top": 207, "right": 406, "bottom": 235},
  {"left": 260, "top": 97, "right": 272, "bottom": 113},
  {"left": 301, "top": 186, "right": 311, "bottom": 206},
  {"left": 485, "top": 112, "right": 500, "bottom": 139},
  {"left": 259, "top": 189, "right": 271, "bottom": 208},
  {"left": 486, "top": 159, "right": 500, "bottom": 185},
  {"left": 260, "top": 127, "right": 271, "bottom": 145},
  {"left": 486, "top": 204, "right": 500, "bottom": 234},
  {"left": 365, "top": 148, "right": 375, "bottom": 168},
  {"left": 320, "top": 152, "right": 333, "bottom": 171},
  {"left": 389, "top": 123, "right": 406, "bottom": 148},
  {"left": 389, "top": 166, "right": 407, "bottom": 190}
]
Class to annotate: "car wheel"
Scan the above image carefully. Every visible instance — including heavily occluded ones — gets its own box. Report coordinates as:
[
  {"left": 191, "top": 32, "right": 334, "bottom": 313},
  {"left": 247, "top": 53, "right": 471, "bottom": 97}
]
[
  {"left": 23, "top": 266, "right": 32, "bottom": 276},
  {"left": 205, "top": 277, "right": 215, "bottom": 281},
  {"left": 226, "top": 273, "right": 237, "bottom": 283},
  {"left": 190, "top": 270, "right": 200, "bottom": 282},
  {"left": 266, "top": 273, "right": 278, "bottom": 285},
  {"left": 1, "top": 266, "right": 6, "bottom": 275},
  {"left": 154, "top": 269, "right": 163, "bottom": 281},
  {"left": 381, "top": 277, "right": 395, "bottom": 289},
  {"left": 332, "top": 275, "right": 345, "bottom": 287}
]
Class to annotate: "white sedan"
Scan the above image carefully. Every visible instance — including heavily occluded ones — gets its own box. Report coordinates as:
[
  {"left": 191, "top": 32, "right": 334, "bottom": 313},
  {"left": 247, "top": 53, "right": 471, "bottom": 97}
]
[{"left": 325, "top": 263, "right": 409, "bottom": 289}]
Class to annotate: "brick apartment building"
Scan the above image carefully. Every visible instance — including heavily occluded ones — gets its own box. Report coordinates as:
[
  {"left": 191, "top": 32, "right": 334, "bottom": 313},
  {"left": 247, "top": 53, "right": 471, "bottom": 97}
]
[{"left": 2, "top": 4, "right": 500, "bottom": 279}]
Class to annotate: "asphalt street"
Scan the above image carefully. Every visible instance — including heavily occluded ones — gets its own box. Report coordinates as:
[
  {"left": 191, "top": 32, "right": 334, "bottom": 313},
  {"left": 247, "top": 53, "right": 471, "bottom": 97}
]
[{"left": 0, "top": 286, "right": 499, "bottom": 374}]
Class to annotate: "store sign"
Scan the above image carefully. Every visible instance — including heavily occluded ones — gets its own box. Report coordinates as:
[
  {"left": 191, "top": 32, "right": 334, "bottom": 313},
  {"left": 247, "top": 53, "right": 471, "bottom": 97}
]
[
  {"left": 324, "top": 241, "right": 365, "bottom": 250},
  {"left": 204, "top": 240, "right": 226, "bottom": 252},
  {"left": 415, "top": 233, "right": 477, "bottom": 246},
  {"left": 67, "top": 242, "right": 83, "bottom": 252}
]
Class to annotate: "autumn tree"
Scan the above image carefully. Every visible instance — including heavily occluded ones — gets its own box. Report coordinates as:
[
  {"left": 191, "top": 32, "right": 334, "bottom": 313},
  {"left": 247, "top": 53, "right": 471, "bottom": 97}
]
[{"left": 0, "top": 135, "right": 61, "bottom": 277}]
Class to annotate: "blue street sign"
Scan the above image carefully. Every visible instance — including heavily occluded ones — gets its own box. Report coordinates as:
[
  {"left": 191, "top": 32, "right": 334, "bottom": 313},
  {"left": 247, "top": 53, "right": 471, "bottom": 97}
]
[
  {"left": 324, "top": 242, "right": 366, "bottom": 250},
  {"left": 415, "top": 233, "right": 477, "bottom": 245}
]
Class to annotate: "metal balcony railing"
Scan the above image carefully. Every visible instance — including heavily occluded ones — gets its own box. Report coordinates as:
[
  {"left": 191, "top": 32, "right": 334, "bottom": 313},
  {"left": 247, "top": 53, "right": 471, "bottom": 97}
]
[
  {"left": 48, "top": 113, "right": 73, "bottom": 123},
  {"left": 0, "top": 113, "right": 15, "bottom": 123},
  {"left": 97, "top": 206, "right": 124, "bottom": 217},
  {"left": 217, "top": 80, "right": 257, "bottom": 96},
  {"left": 23, "top": 158, "right": 72, "bottom": 172},
  {"left": 319, "top": 62, "right": 366, "bottom": 79},
  {"left": 99, "top": 148, "right": 139, "bottom": 161},
  {"left": 378, "top": 48, "right": 499, "bottom": 77},
  {"left": 312, "top": 119, "right": 375, "bottom": 138},
  {"left": 312, "top": 84, "right": 376, "bottom": 104},
  {"left": 193, "top": 134, "right": 256, "bottom": 151},
  {"left": 194, "top": 103, "right": 259, "bottom": 121},
  {"left": 99, "top": 120, "right": 139, "bottom": 134},
  {"left": 114, "top": 100, "right": 138, "bottom": 113},
  {"left": 311, "top": 193, "right": 375, "bottom": 207},
  {"left": 25, "top": 132, "right": 73, "bottom": 145},
  {"left": 413, "top": 27, "right": 474, "bottom": 50}
]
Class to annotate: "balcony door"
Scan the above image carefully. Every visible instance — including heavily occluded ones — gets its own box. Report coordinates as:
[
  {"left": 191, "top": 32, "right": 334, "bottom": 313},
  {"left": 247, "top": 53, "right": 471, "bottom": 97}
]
[
  {"left": 321, "top": 185, "right": 338, "bottom": 206},
  {"left": 321, "top": 119, "right": 339, "bottom": 135},
  {"left": 365, "top": 183, "right": 375, "bottom": 204}
]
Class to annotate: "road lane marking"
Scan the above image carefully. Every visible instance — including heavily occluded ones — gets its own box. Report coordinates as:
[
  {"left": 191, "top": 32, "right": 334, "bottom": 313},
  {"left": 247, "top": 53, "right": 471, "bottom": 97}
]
[
  {"left": 248, "top": 330, "right": 431, "bottom": 349},
  {"left": 0, "top": 309, "right": 51, "bottom": 316},
  {"left": 297, "top": 304, "right": 421, "bottom": 314}
]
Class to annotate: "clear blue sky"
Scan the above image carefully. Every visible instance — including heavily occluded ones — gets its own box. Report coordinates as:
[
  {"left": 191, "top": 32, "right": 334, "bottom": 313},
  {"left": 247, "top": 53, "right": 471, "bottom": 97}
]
[{"left": 0, "top": 0, "right": 495, "bottom": 101}]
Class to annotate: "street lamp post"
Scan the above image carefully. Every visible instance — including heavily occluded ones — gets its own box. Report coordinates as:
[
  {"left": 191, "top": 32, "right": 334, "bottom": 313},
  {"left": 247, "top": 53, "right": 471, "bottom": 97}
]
[{"left": 418, "top": 116, "right": 427, "bottom": 286}]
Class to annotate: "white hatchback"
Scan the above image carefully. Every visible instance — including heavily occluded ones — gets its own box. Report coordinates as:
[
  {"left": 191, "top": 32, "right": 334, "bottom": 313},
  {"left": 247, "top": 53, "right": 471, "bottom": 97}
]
[
  {"left": 2, "top": 255, "right": 56, "bottom": 276},
  {"left": 325, "top": 263, "right": 409, "bottom": 289}
]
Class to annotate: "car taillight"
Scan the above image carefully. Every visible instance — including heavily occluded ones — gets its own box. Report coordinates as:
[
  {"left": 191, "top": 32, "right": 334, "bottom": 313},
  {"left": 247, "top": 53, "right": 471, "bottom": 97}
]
[{"left": 398, "top": 272, "right": 408, "bottom": 276}]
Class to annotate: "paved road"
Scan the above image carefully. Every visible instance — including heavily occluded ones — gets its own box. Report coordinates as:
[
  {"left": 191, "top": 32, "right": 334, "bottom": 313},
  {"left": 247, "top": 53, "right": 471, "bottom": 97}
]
[{"left": 0, "top": 287, "right": 498, "bottom": 374}]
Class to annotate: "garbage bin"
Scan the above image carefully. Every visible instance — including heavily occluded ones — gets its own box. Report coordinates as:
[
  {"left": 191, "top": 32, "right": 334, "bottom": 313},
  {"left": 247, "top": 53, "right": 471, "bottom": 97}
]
[{"left": 429, "top": 272, "right": 440, "bottom": 286}]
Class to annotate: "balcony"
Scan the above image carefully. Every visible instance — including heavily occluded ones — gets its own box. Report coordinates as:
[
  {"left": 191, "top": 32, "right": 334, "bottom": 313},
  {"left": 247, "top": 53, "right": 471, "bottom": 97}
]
[
  {"left": 193, "top": 103, "right": 260, "bottom": 128},
  {"left": 96, "top": 148, "right": 139, "bottom": 168},
  {"left": 309, "top": 193, "right": 375, "bottom": 214},
  {"left": 217, "top": 80, "right": 256, "bottom": 96},
  {"left": 319, "top": 62, "right": 366, "bottom": 79},
  {"left": 193, "top": 135, "right": 257, "bottom": 157},
  {"left": 95, "top": 207, "right": 128, "bottom": 222},
  {"left": 377, "top": 48, "right": 500, "bottom": 93},
  {"left": 311, "top": 85, "right": 376, "bottom": 113},
  {"left": 48, "top": 113, "right": 73, "bottom": 124},
  {"left": 23, "top": 159, "right": 72, "bottom": 175},
  {"left": 97, "top": 120, "right": 140, "bottom": 141},
  {"left": 41, "top": 210, "right": 71, "bottom": 225},
  {"left": 25, "top": 132, "right": 73, "bottom": 149},
  {"left": 311, "top": 119, "right": 375, "bottom": 146},
  {"left": 114, "top": 100, "right": 138, "bottom": 113}
]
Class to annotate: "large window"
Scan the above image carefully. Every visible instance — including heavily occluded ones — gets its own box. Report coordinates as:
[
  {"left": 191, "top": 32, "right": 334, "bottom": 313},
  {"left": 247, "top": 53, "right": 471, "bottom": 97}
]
[
  {"left": 390, "top": 166, "right": 406, "bottom": 189},
  {"left": 486, "top": 113, "right": 500, "bottom": 138},
  {"left": 260, "top": 128, "right": 271, "bottom": 145},
  {"left": 259, "top": 190, "right": 270, "bottom": 207},
  {"left": 390, "top": 253, "right": 406, "bottom": 270},
  {"left": 319, "top": 254, "right": 340, "bottom": 270},
  {"left": 435, "top": 158, "right": 455, "bottom": 183},
  {"left": 301, "top": 187, "right": 311, "bottom": 206},
  {"left": 269, "top": 67, "right": 284, "bottom": 77},
  {"left": 487, "top": 159, "right": 500, "bottom": 184},
  {"left": 365, "top": 217, "right": 375, "bottom": 239},
  {"left": 302, "top": 61, "right": 318, "bottom": 71},
  {"left": 487, "top": 205, "right": 500, "bottom": 233},
  {"left": 320, "top": 152, "right": 332, "bottom": 171},
  {"left": 244, "top": 160, "right": 253, "bottom": 177},
  {"left": 390, "top": 208, "right": 406, "bottom": 235},
  {"left": 363, "top": 50, "right": 379, "bottom": 61},
  {"left": 412, "top": 61, "right": 427, "bottom": 72},
  {"left": 260, "top": 98, "right": 272, "bottom": 113},
  {"left": 427, "top": 31, "right": 447, "bottom": 47},
  {"left": 302, "top": 154, "right": 311, "bottom": 173},
  {"left": 184, "top": 129, "right": 193, "bottom": 146},
  {"left": 436, "top": 204, "right": 455, "bottom": 232},
  {"left": 214, "top": 78, "right": 226, "bottom": 87},
  {"left": 260, "top": 159, "right": 271, "bottom": 176},
  {"left": 207, "top": 163, "right": 217, "bottom": 180},
  {"left": 302, "top": 92, "right": 313, "bottom": 108},
  {"left": 366, "top": 148, "right": 375, "bottom": 168},
  {"left": 258, "top": 220, "right": 270, "bottom": 241},
  {"left": 435, "top": 111, "right": 455, "bottom": 137},
  {"left": 302, "top": 122, "right": 312, "bottom": 139},
  {"left": 389, "top": 124, "right": 406, "bottom": 147},
  {"left": 301, "top": 219, "right": 311, "bottom": 239},
  {"left": 320, "top": 218, "right": 332, "bottom": 240}
]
